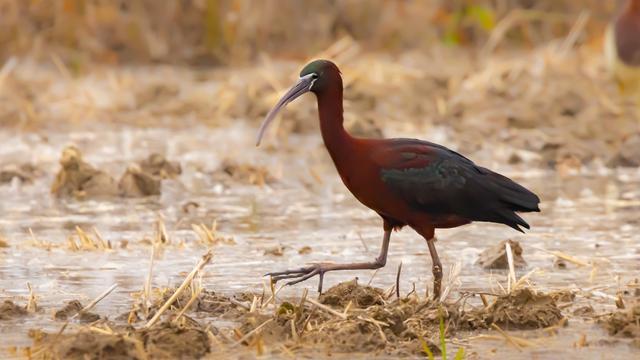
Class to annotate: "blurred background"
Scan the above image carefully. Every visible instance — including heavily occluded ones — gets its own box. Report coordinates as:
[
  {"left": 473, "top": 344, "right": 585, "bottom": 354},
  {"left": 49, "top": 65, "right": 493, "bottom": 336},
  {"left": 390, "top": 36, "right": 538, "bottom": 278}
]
[
  {"left": 0, "top": 0, "right": 619, "bottom": 65},
  {"left": 1, "top": 3, "right": 639, "bottom": 358},
  {"left": 0, "top": 0, "right": 637, "bottom": 170}
]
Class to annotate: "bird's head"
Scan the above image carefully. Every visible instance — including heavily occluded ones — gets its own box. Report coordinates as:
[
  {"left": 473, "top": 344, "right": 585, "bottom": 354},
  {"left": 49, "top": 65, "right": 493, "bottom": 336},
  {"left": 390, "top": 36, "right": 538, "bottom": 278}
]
[{"left": 256, "top": 59, "right": 341, "bottom": 146}]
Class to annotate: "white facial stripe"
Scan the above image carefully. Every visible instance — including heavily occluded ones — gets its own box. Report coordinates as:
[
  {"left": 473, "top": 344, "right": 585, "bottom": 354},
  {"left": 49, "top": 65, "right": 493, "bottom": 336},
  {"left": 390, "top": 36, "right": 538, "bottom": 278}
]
[{"left": 299, "top": 73, "right": 317, "bottom": 90}]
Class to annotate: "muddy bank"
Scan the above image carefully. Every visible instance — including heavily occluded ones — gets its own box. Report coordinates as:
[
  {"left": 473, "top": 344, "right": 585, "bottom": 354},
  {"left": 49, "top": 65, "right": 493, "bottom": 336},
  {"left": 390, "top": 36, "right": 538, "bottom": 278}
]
[
  {"left": 476, "top": 239, "right": 527, "bottom": 270},
  {"left": 53, "top": 300, "right": 100, "bottom": 323},
  {"left": 51, "top": 146, "right": 119, "bottom": 199},
  {"left": 51, "top": 146, "right": 181, "bottom": 199},
  {"left": 30, "top": 317, "right": 211, "bottom": 360},
  {"left": 235, "top": 281, "right": 565, "bottom": 357},
  {"left": 21, "top": 279, "right": 570, "bottom": 358},
  {"left": 600, "top": 283, "right": 640, "bottom": 347},
  {"left": 0, "top": 300, "right": 28, "bottom": 320},
  {"left": 124, "top": 287, "right": 243, "bottom": 324},
  {"left": 601, "top": 304, "right": 640, "bottom": 347},
  {"left": 0, "top": 163, "right": 40, "bottom": 184}
]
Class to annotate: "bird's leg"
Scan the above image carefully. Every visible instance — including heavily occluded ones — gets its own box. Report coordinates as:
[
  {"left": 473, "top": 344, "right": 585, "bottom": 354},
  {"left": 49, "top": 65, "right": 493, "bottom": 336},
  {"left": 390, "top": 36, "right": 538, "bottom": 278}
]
[
  {"left": 267, "top": 229, "right": 392, "bottom": 293},
  {"left": 426, "top": 237, "right": 443, "bottom": 300}
]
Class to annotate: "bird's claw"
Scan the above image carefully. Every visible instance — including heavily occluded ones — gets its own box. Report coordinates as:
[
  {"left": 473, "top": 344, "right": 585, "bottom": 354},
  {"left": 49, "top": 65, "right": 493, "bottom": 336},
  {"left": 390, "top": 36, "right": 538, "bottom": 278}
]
[{"left": 266, "top": 263, "right": 329, "bottom": 293}]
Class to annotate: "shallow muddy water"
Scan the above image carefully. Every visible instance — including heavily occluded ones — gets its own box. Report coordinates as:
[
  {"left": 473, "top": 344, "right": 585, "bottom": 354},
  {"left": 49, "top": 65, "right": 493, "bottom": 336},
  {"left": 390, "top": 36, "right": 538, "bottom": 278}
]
[{"left": 0, "top": 124, "right": 639, "bottom": 359}]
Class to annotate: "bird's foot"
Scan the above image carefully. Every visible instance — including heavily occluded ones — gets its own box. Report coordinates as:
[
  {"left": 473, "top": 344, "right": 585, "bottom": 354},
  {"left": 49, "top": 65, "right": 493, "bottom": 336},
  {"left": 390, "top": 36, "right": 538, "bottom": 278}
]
[{"left": 266, "top": 263, "right": 333, "bottom": 293}]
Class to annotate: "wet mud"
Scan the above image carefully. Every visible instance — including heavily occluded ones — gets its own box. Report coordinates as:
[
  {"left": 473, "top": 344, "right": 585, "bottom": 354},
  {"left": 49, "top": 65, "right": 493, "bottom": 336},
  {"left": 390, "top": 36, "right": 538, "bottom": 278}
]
[
  {"left": 319, "top": 279, "right": 385, "bottom": 308},
  {"left": 30, "top": 317, "right": 211, "bottom": 360},
  {"left": 53, "top": 300, "right": 100, "bottom": 322},
  {"left": 0, "top": 300, "right": 28, "bottom": 320},
  {"left": 477, "top": 288, "right": 564, "bottom": 329},
  {"left": 218, "top": 160, "right": 276, "bottom": 186},
  {"left": 476, "top": 239, "right": 527, "bottom": 269},
  {"left": 0, "top": 163, "right": 40, "bottom": 184},
  {"left": 118, "top": 164, "right": 162, "bottom": 197},
  {"left": 51, "top": 146, "right": 119, "bottom": 199},
  {"left": 51, "top": 147, "right": 181, "bottom": 199},
  {"left": 601, "top": 304, "right": 640, "bottom": 347}
]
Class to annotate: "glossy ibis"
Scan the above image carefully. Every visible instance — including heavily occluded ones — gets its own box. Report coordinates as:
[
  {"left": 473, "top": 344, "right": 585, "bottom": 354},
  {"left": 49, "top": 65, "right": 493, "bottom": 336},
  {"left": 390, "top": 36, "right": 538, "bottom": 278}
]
[
  {"left": 605, "top": 0, "right": 640, "bottom": 93},
  {"left": 256, "top": 60, "right": 540, "bottom": 298}
]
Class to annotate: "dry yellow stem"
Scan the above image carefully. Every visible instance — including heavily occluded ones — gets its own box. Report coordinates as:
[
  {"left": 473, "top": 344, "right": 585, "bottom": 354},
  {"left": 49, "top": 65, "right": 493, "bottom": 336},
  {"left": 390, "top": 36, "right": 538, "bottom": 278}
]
[{"left": 144, "top": 250, "right": 213, "bottom": 328}]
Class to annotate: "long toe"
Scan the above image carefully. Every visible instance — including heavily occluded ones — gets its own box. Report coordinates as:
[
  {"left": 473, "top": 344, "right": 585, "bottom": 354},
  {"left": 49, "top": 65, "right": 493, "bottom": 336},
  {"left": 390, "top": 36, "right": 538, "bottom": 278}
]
[
  {"left": 270, "top": 272, "right": 312, "bottom": 282},
  {"left": 265, "top": 267, "right": 312, "bottom": 277},
  {"left": 284, "top": 268, "right": 321, "bottom": 286}
]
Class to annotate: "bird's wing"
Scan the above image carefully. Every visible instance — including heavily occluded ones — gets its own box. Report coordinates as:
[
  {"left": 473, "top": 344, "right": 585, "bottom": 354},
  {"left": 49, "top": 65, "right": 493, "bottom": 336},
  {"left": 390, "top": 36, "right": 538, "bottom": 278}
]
[{"left": 372, "top": 139, "right": 540, "bottom": 231}]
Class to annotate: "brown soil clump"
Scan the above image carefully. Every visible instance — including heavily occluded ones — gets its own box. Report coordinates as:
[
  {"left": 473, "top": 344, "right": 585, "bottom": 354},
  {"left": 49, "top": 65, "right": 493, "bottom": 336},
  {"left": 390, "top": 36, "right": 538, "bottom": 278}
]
[
  {"left": 601, "top": 303, "right": 640, "bottom": 347},
  {"left": 319, "top": 279, "right": 385, "bottom": 308},
  {"left": 608, "top": 133, "right": 640, "bottom": 167},
  {"left": 139, "top": 153, "right": 182, "bottom": 179},
  {"left": 238, "top": 298, "right": 442, "bottom": 357},
  {"left": 264, "top": 244, "right": 286, "bottom": 256},
  {"left": 51, "top": 146, "right": 119, "bottom": 199},
  {"left": 549, "top": 289, "right": 576, "bottom": 303},
  {"left": 30, "top": 317, "right": 211, "bottom": 359},
  {"left": 141, "top": 318, "right": 211, "bottom": 358},
  {"left": 476, "top": 239, "right": 527, "bottom": 269},
  {"left": 118, "top": 164, "right": 161, "bottom": 197},
  {"left": 238, "top": 282, "right": 449, "bottom": 356},
  {"left": 29, "top": 328, "right": 145, "bottom": 359},
  {"left": 53, "top": 300, "right": 100, "bottom": 322},
  {"left": 479, "top": 288, "right": 564, "bottom": 329},
  {"left": 0, "top": 300, "right": 27, "bottom": 320},
  {"left": 0, "top": 163, "right": 40, "bottom": 184},
  {"left": 128, "top": 287, "right": 241, "bottom": 322},
  {"left": 573, "top": 305, "right": 595, "bottom": 317},
  {"left": 219, "top": 160, "right": 275, "bottom": 186}
]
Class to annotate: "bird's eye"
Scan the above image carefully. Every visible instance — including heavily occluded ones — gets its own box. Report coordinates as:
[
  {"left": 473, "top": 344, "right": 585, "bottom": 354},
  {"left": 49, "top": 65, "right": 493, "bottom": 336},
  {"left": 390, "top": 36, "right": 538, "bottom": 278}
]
[{"left": 311, "top": 73, "right": 318, "bottom": 79}]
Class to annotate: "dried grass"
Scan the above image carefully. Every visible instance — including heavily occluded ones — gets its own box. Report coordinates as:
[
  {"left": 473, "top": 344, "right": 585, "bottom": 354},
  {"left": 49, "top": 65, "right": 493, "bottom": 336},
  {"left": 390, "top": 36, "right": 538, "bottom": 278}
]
[
  {"left": 0, "top": 1, "right": 614, "bottom": 66},
  {"left": 192, "top": 221, "right": 235, "bottom": 246},
  {"left": 67, "top": 226, "right": 112, "bottom": 251}
]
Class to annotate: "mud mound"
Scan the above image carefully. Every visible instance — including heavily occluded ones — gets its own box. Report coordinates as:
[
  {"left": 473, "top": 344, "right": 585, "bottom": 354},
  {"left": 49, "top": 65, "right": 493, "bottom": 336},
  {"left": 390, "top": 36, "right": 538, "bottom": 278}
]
[
  {"left": 141, "top": 318, "right": 210, "bottom": 358},
  {"left": 608, "top": 133, "right": 640, "bottom": 167},
  {"left": 156, "top": 288, "right": 239, "bottom": 317},
  {"left": 139, "top": 154, "right": 182, "bottom": 180},
  {"left": 118, "top": 164, "right": 161, "bottom": 197},
  {"left": 30, "top": 328, "right": 145, "bottom": 360},
  {"left": 319, "top": 279, "right": 385, "bottom": 308},
  {"left": 480, "top": 288, "right": 564, "bottom": 329},
  {"left": 128, "top": 287, "right": 241, "bottom": 323},
  {"left": 51, "top": 146, "right": 119, "bottom": 199},
  {"left": 30, "top": 318, "right": 211, "bottom": 359},
  {"left": 238, "top": 298, "right": 441, "bottom": 357},
  {"left": 0, "top": 300, "right": 27, "bottom": 320},
  {"left": 219, "top": 160, "right": 275, "bottom": 186},
  {"left": 476, "top": 239, "right": 527, "bottom": 269},
  {"left": 601, "top": 303, "right": 640, "bottom": 347},
  {"left": 0, "top": 163, "right": 40, "bottom": 184},
  {"left": 54, "top": 300, "right": 100, "bottom": 322}
]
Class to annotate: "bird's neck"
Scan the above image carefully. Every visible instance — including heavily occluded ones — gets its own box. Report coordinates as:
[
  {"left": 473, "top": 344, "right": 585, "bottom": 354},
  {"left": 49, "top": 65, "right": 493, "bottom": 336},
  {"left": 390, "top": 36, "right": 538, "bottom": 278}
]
[{"left": 316, "top": 87, "right": 354, "bottom": 165}]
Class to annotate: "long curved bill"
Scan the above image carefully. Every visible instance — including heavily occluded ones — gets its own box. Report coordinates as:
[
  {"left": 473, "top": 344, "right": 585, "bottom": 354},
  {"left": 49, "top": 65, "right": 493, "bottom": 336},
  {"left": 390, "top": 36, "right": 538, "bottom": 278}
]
[{"left": 256, "top": 73, "right": 316, "bottom": 146}]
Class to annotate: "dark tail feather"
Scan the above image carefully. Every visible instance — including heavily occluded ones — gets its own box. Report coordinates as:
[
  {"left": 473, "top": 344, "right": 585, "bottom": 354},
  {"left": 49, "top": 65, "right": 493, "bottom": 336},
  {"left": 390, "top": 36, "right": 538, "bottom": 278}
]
[
  {"left": 476, "top": 168, "right": 541, "bottom": 232},
  {"left": 482, "top": 170, "right": 541, "bottom": 213},
  {"left": 496, "top": 208, "right": 530, "bottom": 233}
]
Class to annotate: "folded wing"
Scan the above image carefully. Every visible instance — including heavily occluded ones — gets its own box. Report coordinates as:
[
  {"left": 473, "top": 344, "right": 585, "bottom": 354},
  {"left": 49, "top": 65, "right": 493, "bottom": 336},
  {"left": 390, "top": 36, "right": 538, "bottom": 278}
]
[{"left": 376, "top": 139, "right": 540, "bottom": 232}]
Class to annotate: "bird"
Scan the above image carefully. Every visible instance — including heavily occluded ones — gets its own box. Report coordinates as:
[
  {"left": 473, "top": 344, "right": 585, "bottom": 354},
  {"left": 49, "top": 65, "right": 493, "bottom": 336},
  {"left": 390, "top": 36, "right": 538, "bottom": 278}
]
[
  {"left": 604, "top": 0, "right": 640, "bottom": 94},
  {"left": 256, "top": 59, "right": 540, "bottom": 298}
]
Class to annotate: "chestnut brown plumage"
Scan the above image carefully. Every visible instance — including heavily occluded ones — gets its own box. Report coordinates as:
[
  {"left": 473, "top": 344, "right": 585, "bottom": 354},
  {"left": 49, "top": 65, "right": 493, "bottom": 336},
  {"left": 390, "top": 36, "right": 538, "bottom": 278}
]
[{"left": 257, "top": 60, "right": 540, "bottom": 298}]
